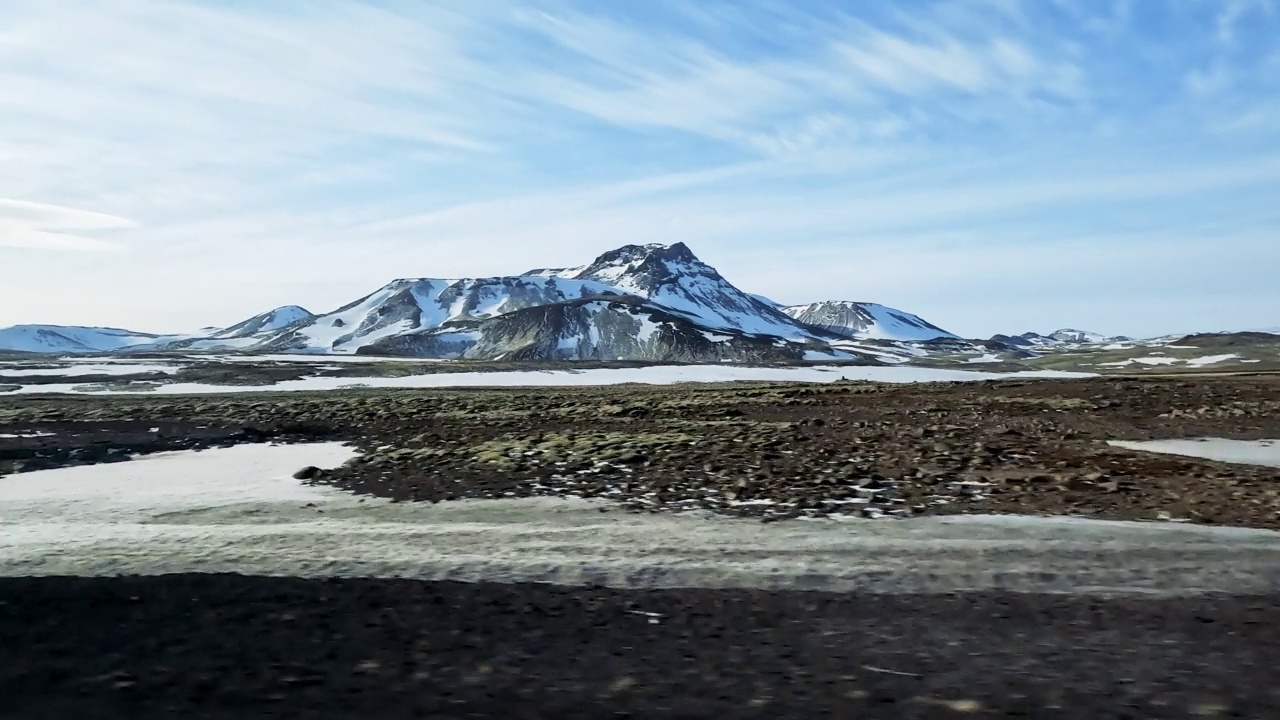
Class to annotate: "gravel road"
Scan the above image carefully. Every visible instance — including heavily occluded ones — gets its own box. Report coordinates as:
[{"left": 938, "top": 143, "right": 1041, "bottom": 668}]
[{"left": 2, "top": 575, "right": 1277, "bottom": 719}]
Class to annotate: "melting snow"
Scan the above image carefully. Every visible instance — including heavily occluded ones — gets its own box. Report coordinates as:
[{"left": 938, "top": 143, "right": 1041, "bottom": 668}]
[
  {"left": 1131, "top": 356, "right": 1179, "bottom": 366},
  {"left": 1109, "top": 439, "right": 1280, "bottom": 468},
  {"left": 1098, "top": 354, "right": 1240, "bottom": 368},
  {"left": 1185, "top": 354, "right": 1239, "bottom": 367},
  {"left": 3, "top": 444, "right": 1278, "bottom": 594}
]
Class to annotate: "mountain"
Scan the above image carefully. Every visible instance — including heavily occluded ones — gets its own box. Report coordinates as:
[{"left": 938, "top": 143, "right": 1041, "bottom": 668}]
[
  {"left": 782, "top": 301, "right": 957, "bottom": 342},
  {"left": 358, "top": 295, "right": 849, "bottom": 362},
  {"left": 1174, "top": 331, "right": 1280, "bottom": 348},
  {"left": 262, "top": 276, "right": 626, "bottom": 354},
  {"left": 162, "top": 306, "right": 320, "bottom": 351},
  {"left": 525, "top": 243, "right": 819, "bottom": 340},
  {"left": 990, "top": 329, "right": 1132, "bottom": 348},
  {"left": 209, "top": 305, "right": 315, "bottom": 339},
  {"left": 0, "top": 243, "right": 944, "bottom": 362},
  {"left": 0, "top": 325, "right": 174, "bottom": 354},
  {"left": 1047, "top": 328, "right": 1132, "bottom": 344}
]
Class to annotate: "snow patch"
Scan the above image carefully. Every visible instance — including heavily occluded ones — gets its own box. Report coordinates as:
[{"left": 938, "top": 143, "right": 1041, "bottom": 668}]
[
  {"left": 1109, "top": 439, "right": 1280, "bottom": 468},
  {"left": 8, "top": 366, "right": 1096, "bottom": 395},
  {"left": 0, "top": 363, "right": 179, "bottom": 377},
  {"left": 1186, "top": 354, "right": 1239, "bottom": 367},
  {"left": 3, "top": 445, "right": 1279, "bottom": 594}
]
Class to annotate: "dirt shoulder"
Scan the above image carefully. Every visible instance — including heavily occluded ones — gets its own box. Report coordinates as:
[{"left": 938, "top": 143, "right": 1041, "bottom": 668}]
[{"left": 2, "top": 575, "right": 1277, "bottom": 719}]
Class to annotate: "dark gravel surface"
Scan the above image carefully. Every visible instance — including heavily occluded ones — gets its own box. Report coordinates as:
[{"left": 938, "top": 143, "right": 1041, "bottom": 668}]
[{"left": 1, "top": 575, "right": 1277, "bottom": 719}]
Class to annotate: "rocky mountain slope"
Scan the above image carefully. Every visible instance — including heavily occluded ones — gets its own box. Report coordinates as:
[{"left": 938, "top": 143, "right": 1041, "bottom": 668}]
[{"left": 782, "top": 301, "right": 958, "bottom": 342}]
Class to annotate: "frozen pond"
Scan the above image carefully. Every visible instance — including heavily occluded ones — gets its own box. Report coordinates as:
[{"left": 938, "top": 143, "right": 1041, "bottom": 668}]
[
  {"left": 1109, "top": 438, "right": 1280, "bottom": 468},
  {"left": 4, "top": 444, "right": 1279, "bottom": 594}
]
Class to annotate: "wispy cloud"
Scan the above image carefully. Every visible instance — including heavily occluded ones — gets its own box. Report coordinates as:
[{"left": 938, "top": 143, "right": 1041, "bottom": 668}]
[
  {"left": 0, "top": 0, "right": 1277, "bottom": 336},
  {"left": 0, "top": 199, "right": 133, "bottom": 251}
]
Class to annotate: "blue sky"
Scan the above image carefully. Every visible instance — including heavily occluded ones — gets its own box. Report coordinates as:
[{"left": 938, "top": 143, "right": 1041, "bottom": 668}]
[{"left": 2, "top": 0, "right": 1278, "bottom": 338}]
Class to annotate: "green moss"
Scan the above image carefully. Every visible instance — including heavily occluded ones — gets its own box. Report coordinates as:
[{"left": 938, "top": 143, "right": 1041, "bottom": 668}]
[{"left": 469, "top": 430, "right": 698, "bottom": 466}]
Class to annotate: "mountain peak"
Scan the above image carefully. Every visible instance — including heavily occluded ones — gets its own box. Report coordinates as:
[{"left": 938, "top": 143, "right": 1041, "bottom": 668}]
[
  {"left": 590, "top": 242, "right": 698, "bottom": 266},
  {"left": 212, "top": 305, "right": 316, "bottom": 339},
  {"left": 571, "top": 242, "right": 716, "bottom": 294},
  {"left": 519, "top": 243, "right": 813, "bottom": 337}
]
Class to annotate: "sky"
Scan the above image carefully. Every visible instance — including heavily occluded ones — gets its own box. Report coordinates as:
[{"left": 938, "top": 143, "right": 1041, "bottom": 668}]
[{"left": 2, "top": 0, "right": 1278, "bottom": 339}]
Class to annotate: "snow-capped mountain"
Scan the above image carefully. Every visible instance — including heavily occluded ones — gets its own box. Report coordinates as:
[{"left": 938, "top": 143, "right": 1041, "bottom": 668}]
[
  {"left": 782, "top": 301, "right": 958, "bottom": 342},
  {"left": 0, "top": 243, "right": 934, "bottom": 362},
  {"left": 1047, "top": 328, "right": 1132, "bottom": 344},
  {"left": 526, "top": 243, "right": 820, "bottom": 340},
  {"left": 209, "top": 305, "right": 315, "bottom": 339},
  {"left": 158, "top": 306, "right": 319, "bottom": 351},
  {"left": 988, "top": 329, "right": 1134, "bottom": 349},
  {"left": 0, "top": 325, "right": 176, "bottom": 354},
  {"left": 262, "top": 275, "right": 627, "bottom": 354},
  {"left": 360, "top": 295, "right": 848, "bottom": 362}
]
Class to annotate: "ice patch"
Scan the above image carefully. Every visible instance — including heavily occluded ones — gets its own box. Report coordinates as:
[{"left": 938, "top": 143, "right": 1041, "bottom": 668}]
[{"left": 1109, "top": 438, "right": 1280, "bottom": 468}]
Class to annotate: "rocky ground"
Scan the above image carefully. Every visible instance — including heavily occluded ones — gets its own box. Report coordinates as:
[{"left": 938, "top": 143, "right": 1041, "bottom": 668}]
[{"left": 1, "top": 374, "right": 1279, "bottom": 527}]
